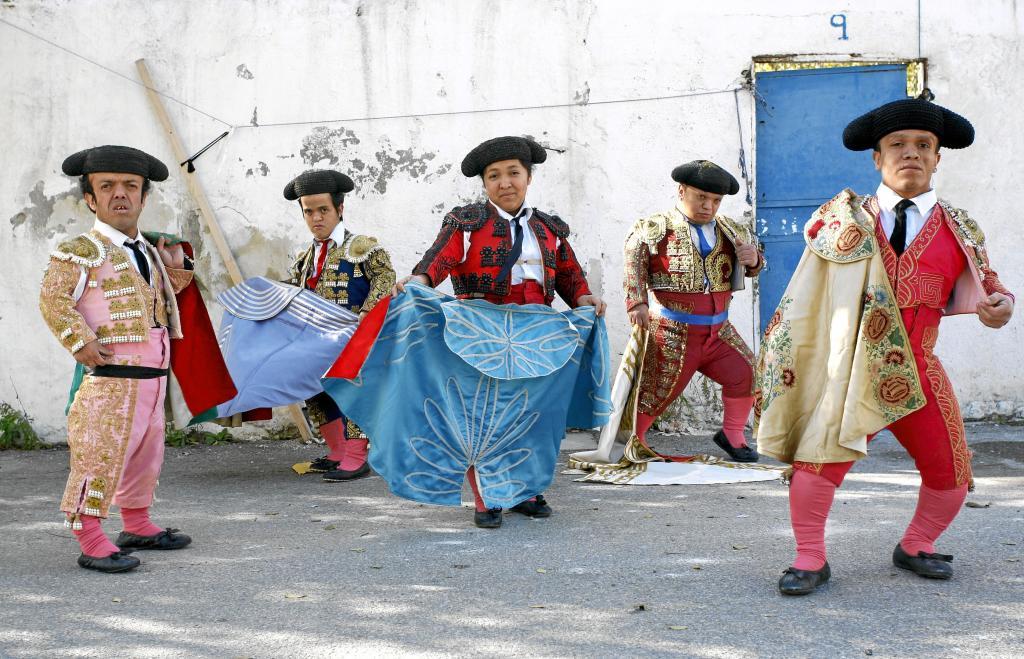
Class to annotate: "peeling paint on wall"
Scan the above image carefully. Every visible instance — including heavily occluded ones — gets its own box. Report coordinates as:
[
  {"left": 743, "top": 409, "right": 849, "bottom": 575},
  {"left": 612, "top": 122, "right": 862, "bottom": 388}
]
[
  {"left": 8, "top": 182, "right": 90, "bottom": 240},
  {"left": 245, "top": 161, "right": 270, "bottom": 177},
  {"left": 574, "top": 81, "right": 591, "bottom": 105},
  {"left": 299, "top": 127, "right": 451, "bottom": 194},
  {"left": 300, "top": 126, "right": 362, "bottom": 165},
  {"left": 233, "top": 224, "right": 294, "bottom": 283}
]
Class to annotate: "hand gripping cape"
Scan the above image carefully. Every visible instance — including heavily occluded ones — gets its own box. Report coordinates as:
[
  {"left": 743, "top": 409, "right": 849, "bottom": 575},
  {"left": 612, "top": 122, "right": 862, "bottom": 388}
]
[
  {"left": 322, "top": 282, "right": 614, "bottom": 509},
  {"left": 214, "top": 277, "right": 358, "bottom": 417}
]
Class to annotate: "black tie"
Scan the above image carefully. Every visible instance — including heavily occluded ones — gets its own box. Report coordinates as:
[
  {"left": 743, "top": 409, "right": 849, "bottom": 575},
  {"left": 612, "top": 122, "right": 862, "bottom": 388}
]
[
  {"left": 890, "top": 199, "right": 914, "bottom": 257},
  {"left": 495, "top": 210, "right": 527, "bottom": 283},
  {"left": 124, "top": 239, "right": 151, "bottom": 284}
]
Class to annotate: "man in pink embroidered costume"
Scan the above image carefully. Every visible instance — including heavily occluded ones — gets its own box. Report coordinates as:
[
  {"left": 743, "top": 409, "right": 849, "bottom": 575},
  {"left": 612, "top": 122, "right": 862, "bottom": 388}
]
[
  {"left": 754, "top": 99, "right": 1014, "bottom": 595},
  {"left": 284, "top": 168, "right": 395, "bottom": 482},
  {"left": 40, "top": 145, "right": 207, "bottom": 573},
  {"left": 395, "top": 135, "right": 606, "bottom": 528},
  {"left": 624, "top": 160, "right": 764, "bottom": 462}
]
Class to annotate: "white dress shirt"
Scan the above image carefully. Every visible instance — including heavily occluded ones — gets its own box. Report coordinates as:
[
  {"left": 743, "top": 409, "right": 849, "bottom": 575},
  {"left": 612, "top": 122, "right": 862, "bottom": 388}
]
[
  {"left": 687, "top": 218, "right": 718, "bottom": 252},
  {"left": 876, "top": 183, "right": 937, "bottom": 247},
  {"left": 72, "top": 220, "right": 155, "bottom": 302},
  {"left": 674, "top": 205, "right": 719, "bottom": 252},
  {"left": 490, "top": 201, "right": 544, "bottom": 285},
  {"left": 311, "top": 221, "right": 347, "bottom": 271}
]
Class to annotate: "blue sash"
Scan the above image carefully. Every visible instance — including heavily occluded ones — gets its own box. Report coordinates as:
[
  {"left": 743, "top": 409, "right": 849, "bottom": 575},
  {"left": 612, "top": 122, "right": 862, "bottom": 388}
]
[{"left": 659, "top": 307, "right": 728, "bottom": 326}]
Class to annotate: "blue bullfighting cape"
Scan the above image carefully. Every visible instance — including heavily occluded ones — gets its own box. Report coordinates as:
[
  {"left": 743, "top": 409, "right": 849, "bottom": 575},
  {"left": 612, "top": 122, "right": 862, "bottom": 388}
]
[
  {"left": 215, "top": 277, "right": 358, "bottom": 416},
  {"left": 322, "top": 282, "right": 613, "bottom": 509}
]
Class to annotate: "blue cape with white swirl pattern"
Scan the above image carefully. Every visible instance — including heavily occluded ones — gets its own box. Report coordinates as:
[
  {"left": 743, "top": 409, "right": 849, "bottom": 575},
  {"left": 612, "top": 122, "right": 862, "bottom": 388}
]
[
  {"left": 215, "top": 277, "right": 358, "bottom": 417},
  {"left": 322, "top": 282, "right": 612, "bottom": 508}
]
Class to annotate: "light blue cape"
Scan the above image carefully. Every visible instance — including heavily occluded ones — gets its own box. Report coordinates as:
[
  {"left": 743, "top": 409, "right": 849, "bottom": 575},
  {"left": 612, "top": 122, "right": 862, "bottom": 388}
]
[{"left": 323, "top": 283, "right": 612, "bottom": 508}]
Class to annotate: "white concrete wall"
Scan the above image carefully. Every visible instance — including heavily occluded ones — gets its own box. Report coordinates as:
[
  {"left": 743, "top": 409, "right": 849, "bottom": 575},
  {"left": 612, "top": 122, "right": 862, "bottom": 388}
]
[{"left": 2, "top": 0, "right": 1021, "bottom": 440}]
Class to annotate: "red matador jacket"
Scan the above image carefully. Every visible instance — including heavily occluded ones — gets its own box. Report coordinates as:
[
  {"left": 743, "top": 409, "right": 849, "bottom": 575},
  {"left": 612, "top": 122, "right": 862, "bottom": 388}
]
[
  {"left": 755, "top": 189, "right": 1013, "bottom": 466},
  {"left": 412, "top": 202, "right": 592, "bottom": 306}
]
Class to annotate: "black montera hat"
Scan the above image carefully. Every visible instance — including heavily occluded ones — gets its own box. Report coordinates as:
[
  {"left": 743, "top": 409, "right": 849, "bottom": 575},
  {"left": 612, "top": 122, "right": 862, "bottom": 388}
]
[
  {"left": 62, "top": 145, "right": 169, "bottom": 181},
  {"left": 842, "top": 98, "right": 974, "bottom": 151},
  {"left": 283, "top": 169, "right": 355, "bottom": 200},
  {"left": 461, "top": 136, "right": 547, "bottom": 177},
  {"left": 671, "top": 160, "right": 739, "bottom": 195}
]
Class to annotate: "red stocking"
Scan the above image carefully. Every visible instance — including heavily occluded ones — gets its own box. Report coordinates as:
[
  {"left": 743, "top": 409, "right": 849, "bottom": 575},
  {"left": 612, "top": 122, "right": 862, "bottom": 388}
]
[
  {"left": 635, "top": 413, "right": 655, "bottom": 444},
  {"left": 467, "top": 466, "right": 487, "bottom": 512}
]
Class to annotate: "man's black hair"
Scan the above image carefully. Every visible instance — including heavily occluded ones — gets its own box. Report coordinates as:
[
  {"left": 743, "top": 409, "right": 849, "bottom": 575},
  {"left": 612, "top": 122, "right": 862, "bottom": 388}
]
[
  {"left": 297, "top": 192, "right": 345, "bottom": 213},
  {"left": 479, "top": 159, "right": 532, "bottom": 181},
  {"left": 873, "top": 140, "right": 940, "bottom": 153}
]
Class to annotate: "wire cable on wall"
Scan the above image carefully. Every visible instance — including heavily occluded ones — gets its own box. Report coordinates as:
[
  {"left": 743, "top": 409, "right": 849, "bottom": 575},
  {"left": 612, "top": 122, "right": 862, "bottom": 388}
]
[{"left": 1, "top": 16, "right": 742, "bottom": 130}]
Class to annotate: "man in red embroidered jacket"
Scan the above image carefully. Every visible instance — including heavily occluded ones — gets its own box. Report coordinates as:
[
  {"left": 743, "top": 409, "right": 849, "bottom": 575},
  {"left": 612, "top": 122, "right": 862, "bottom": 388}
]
[
  {"left": 396, "top": 135, "right": 605, "bottom": 528},
  {"left": 758, "top": 99, "right": 1015, "bottom": 596},
  {"left": 624, "top": 160, "right": 764, "bottom": 462}
]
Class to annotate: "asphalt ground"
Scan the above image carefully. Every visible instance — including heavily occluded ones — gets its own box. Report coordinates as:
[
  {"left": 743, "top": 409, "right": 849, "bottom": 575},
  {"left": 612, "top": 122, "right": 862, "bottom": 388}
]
[{"left": 1, "top": 424, "right": 1022, "bottom": 658}]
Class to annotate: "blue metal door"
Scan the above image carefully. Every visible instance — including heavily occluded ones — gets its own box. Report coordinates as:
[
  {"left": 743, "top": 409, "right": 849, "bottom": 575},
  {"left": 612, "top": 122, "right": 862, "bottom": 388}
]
[{"left": 755, "top": 64, "right": 911, "bottom": 334}]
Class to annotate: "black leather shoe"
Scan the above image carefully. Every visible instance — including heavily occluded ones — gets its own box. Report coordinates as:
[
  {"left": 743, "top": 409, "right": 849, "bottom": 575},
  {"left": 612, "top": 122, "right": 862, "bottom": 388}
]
[
  {"left": 308, "top": 456, "right": 340, "bottom": 473},
  {"left": 778, "top": 562, "right": 831, "bottom": 595},
  {"left": 509, "top": 495, "right": 552, "bottom": 518},
  {"left": 116, "top": 528, "right": 192, "bottom": 551},
  {"left": 892, "top": 543, "right": 953, "bottom": 579},
  {"left": 473, "top": 508, "right": 503, "bottom": 529},
  {"left": 322, "top": 462, "right": 371, "bottom": 482},
  {"left": 78, "top": 551, "right": 141, "bottom": 573},
  {"left": 712, "top": 430, "right": 759, "bottom": 463}
]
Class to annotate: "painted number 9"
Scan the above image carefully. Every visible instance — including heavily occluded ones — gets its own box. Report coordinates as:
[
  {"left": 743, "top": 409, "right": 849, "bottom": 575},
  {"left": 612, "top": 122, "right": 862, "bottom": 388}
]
[{"left": 830, "top": 13, "right": 849, "bottom": 40}]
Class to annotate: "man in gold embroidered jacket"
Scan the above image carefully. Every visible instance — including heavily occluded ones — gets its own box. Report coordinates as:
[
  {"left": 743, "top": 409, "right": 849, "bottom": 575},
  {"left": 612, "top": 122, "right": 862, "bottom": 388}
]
[
  {"left": 624, "top": 160, "right": 764, "bottom": 463},
  {"left": 283, "top": 168, "right": 396, "bottom": 482},
  {"left": 39, "top": 145, "right": 198, "bottom": 573}
]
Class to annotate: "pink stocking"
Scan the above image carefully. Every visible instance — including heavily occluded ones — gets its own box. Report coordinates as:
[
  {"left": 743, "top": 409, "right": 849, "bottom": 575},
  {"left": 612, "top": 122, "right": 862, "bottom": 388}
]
[
  {"left": 74, "top": 514, "right": 120, "bottom": 558},
  {"left": 339, "top": 438, "right": 368, "bottom": 471},
  {"left": 721, "top": 396, "right": 753, "bottom": 448},
  {"left": 789, "top": 469, "right": 837, "bottom": 571},
  {"left": 120, "top": 506, "right": 163, "bottom": 537},
  {"left": 320, "top": 419, "right": 347, "bottom": 462},
  {"left": 900, "top": 483, "right": 968, "bottom": 555}
]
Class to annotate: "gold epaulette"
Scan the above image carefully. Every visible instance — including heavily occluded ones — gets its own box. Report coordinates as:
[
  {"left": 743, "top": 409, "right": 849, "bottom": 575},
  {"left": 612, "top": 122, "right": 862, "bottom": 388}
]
[
  {"left": 341, "top": 234, "right": 384, "bottom": 264},
  {"left": 716, "top": 214, "right": 755, "bottom": 245},
  {"left": 939, "top": 200, "right": 986, "bottom": 250},
  {"left": 629, "top": 212, "right": 670, "bottom": 254},
  {"left": 50, "top": 232, "right": 106, "bottom": 268}
]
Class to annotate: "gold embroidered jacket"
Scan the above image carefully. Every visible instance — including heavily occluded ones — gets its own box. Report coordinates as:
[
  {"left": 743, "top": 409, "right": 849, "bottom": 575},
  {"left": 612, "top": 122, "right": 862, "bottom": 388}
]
[
  {"left": 287, "top": 231, "right": 395, "bottom": 314},
  {"left": 623, "top": 205, "right": 764, "bottom": 310},
  {"left": 39, "top": 230, "right": 193, "bottom": 355}
]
